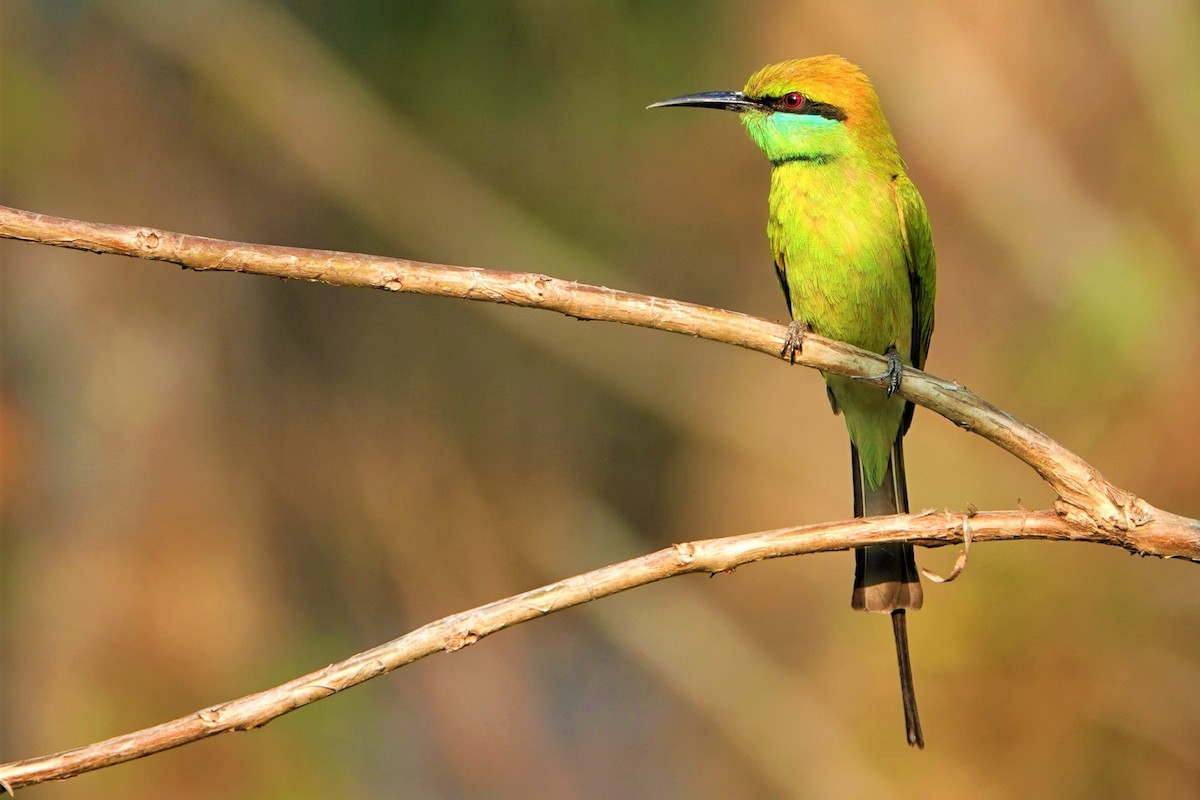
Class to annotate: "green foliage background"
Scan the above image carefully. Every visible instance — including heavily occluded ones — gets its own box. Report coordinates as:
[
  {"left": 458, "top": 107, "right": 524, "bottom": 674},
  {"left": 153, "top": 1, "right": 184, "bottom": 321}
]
[{"left": 2, "top": 1, "right": 1199, "bottom": 797}]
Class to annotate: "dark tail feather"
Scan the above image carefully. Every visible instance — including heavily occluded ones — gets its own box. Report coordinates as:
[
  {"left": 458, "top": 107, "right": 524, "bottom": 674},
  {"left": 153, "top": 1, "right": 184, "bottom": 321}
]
[
  {"left": 891, "top": 608, "right": 923, "bottom": 748},
  {"left": 850, "top": 438, "right": 925, "bottom": 749},
  {"left": 850, "top": 439, "right": 922, "bottom": 609}
]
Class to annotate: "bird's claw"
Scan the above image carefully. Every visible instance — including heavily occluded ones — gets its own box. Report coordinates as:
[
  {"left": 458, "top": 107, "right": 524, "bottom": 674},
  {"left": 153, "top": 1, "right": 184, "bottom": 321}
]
[
  {"left": 856, "top": 347, "right": 905, "bottom": 397},
  {"left": 780, "top": 321, "right": 807, "bottom": 364}
]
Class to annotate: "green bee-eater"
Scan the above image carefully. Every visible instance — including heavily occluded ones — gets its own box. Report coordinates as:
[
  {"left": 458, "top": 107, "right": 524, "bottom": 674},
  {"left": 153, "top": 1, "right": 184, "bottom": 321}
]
[{"left": 650, "top": 55, "right": 936, "bottom": 748}]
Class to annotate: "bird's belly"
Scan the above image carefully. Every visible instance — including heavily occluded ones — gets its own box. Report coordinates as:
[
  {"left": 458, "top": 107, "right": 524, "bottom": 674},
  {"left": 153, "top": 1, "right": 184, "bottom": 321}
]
[
  {"left": 792, "top": 251, "right": 902, "bottom": 355},
  {"left": 782, "top": 242, "right": 911, "bottom": 358}
]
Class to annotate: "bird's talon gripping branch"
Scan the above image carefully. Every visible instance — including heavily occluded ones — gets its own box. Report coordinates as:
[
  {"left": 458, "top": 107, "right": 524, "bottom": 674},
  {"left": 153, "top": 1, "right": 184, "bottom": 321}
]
[
  {"left": 856, "top": 346, "right": 904, "bottom": 397},
  {"left": 883, "top": 348, "right": 904, "bottom": 397},
  {"left": 780, "top": 320, "right": 807, "bottom": 363}
]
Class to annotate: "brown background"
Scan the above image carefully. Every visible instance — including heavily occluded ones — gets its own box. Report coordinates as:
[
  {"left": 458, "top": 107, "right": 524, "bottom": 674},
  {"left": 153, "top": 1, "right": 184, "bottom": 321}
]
[{"left": 3, "top": 1, "right": 1199, "bottom": 797}]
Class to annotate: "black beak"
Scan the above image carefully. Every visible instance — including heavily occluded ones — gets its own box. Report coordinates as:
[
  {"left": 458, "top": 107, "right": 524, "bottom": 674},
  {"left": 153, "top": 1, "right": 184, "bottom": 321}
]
[{"left": 646, "top": 91, "right": 761, "bottom": 112}]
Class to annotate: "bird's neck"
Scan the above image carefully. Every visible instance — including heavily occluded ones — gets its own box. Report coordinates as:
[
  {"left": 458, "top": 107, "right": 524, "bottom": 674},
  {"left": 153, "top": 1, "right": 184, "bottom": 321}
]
[{"left": 743, "top": 112, "right": 903, "bottom": 178}]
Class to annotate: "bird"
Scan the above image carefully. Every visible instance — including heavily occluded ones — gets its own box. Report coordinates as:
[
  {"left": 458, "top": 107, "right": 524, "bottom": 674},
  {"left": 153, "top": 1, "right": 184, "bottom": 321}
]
[{"left": 649, "top": 55, "right": 936, "bottom": 748}]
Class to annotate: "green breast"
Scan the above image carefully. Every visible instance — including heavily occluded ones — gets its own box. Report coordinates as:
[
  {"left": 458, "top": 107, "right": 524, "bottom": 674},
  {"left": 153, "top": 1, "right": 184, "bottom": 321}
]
[{"left": 768, "top": 160, "right": 912, "bottom": 360}]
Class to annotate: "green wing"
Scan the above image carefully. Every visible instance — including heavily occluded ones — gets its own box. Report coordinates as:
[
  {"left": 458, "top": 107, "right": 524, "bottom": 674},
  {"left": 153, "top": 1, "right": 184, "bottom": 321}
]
[{"left": 894, "top": 174, "right": 936, "bottom": 432}]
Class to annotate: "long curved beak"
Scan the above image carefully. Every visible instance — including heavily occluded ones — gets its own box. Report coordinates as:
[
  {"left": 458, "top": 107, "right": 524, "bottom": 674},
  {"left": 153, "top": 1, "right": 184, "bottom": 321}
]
[{"left": 646, "top": 91, "right": 760, "bottom": 112}]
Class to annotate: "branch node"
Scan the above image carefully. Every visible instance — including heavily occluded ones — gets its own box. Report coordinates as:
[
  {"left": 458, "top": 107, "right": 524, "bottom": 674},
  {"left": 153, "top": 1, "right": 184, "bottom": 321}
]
[
  {"left": 197, "top": 707, "right": 223, "bottom": 725},
  {"left": 134, "top": 228, "right": 161, "bottom": 250},
  {"left": 673, "top": 541, "right": 697, "bottom": 565},
  {"left": 444, "top": 630, "right": 481, "bottom": 652}
]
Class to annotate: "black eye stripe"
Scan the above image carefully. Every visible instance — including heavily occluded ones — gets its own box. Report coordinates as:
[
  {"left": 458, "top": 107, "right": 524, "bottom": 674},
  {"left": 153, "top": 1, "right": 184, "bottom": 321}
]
[{"left": 762, "top": 95, "right": 848, "bottom": 122}]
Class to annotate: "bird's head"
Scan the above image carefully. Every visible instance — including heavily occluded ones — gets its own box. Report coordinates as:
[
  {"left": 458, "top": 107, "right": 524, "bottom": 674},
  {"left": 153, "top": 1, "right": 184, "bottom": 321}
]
[{"left": 649, "top": 55, "right": 899, "bottom": 168}]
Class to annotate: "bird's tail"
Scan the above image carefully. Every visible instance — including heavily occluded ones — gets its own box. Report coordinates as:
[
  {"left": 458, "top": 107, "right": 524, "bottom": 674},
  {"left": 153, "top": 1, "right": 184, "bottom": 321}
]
[{"left": 851, "top": 436, "right": 924, "bottom": 749}]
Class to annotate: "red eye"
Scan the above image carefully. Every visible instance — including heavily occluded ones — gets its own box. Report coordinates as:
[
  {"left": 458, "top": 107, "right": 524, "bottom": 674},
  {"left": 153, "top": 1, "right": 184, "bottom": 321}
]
[{"left": 783, "top": 92, "right": 805, "bottom": 109}]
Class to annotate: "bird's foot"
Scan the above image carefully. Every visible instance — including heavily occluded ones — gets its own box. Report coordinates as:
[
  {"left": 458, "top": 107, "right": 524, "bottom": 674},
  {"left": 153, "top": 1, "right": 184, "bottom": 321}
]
[
  {"left": 855, "top": 346, "right": 904, "bottom": 397},
  {"left": 780, "top": 321, "right": 808, "bottom": 364}
]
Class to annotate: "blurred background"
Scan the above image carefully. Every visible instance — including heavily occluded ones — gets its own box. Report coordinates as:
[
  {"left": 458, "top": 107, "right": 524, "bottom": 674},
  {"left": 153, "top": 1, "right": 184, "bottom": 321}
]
[{"left": 3, "top": 1, "right": 1199, "bottom": 797}]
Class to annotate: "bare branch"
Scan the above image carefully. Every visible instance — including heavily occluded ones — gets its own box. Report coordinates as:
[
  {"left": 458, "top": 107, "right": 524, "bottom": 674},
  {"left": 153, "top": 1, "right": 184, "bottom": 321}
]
[
  {"left": 0, "top": 509, "right": 1172, "bottom": 789},
  {"left": 2, "top": 204, "right": 1197, "bottom": 790},
  {"left": 0, "top": 205, "right": 1190, "bottom": 539}
]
